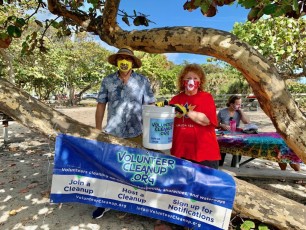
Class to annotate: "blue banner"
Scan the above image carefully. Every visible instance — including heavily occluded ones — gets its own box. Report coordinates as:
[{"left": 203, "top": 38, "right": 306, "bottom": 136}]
[{"left": 50, "top": 134, "right": 236, "bottom": 229}]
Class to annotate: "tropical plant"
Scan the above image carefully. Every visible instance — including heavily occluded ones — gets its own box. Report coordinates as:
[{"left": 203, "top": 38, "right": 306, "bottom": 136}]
[
  {"left": 137, "top": 52, "right": 174, "bottom": 95},
  {"left": 232, "top": 17, "right": 306, "bottom": 80}
]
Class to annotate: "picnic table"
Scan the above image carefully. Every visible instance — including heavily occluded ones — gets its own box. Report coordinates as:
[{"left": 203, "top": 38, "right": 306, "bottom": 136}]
[{"left": 217, "top": 131, "right": 302, "bottom": 167}]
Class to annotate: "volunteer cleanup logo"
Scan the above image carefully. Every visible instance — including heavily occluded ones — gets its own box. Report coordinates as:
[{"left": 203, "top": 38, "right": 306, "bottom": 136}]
[{"left": 117, "top": 150, "right": 175, "bottom": 185}]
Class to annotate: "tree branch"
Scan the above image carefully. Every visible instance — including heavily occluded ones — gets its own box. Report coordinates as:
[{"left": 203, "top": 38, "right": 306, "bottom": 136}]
[
  {"left": 47, "top": 0, "right": 101, "bottom": 33},
  {"left": 102, "top": 0, "right": 120, "bottom": 30},
  {"left": 282, "top": 71, "right": 305, "bottom": 79}
]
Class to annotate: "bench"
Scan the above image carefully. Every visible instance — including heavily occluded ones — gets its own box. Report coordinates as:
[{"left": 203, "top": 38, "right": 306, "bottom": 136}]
[{"left": 220, "top": 165, "right": 306, "bottom": 180}]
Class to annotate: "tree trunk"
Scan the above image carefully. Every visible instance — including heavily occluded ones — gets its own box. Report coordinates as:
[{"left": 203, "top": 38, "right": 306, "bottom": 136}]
[
  {"left": 233, "top": 178, "right": 305, "bottom": 230},
  {"left": 0, "top": 78, "right": 305, "bottom": 230}
]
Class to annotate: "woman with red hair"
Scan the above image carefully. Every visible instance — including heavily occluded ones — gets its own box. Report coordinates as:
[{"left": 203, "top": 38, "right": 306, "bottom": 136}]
[{"left": 169, "top": 64, "right": 220, "bottom": 169}]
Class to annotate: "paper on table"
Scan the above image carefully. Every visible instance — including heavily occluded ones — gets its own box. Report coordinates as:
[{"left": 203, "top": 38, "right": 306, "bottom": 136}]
[{"left": 243, "top": 123, "right": 258, "bottom": 131}]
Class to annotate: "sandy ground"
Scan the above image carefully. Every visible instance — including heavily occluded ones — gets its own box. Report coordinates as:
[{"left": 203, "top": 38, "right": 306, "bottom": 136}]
[{"left": 0, "top": 107, "right": 305, "bottom": 230}]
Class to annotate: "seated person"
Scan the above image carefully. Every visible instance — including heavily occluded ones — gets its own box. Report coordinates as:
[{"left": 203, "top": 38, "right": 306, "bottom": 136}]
[{"left": 217, "top": 95, "right": 250, "bottom": 167}]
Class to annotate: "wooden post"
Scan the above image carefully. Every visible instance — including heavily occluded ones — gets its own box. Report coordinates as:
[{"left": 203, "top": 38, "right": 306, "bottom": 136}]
[{"left": 3, "top": 120, "right": 8, "bottom": 143}]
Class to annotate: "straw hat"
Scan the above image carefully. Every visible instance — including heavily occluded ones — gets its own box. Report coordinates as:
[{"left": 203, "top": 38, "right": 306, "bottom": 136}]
[{"left": 108, "top": 47, "right": 142, "bottom": 68}]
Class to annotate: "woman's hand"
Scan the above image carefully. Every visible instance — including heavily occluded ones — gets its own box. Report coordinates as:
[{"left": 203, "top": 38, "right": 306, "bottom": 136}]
[
  {"left": 220, "top": 123, "right": 230, "bottom": 131},
  {"left": 237, "top": 108, "right": 250, "bottom": 124}
]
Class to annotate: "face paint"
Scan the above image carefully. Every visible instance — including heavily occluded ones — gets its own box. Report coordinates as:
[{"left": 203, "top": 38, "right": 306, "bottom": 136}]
[
  {"left": 184, "top": 79, "right": 200, "bottom": 91},
  {"left": 117, "top": 59, "right": 132, "bottom": 72}
]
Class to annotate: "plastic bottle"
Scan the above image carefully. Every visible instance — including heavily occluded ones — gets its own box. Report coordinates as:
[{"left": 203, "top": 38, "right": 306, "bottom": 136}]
[{"left": 229, "top": 117, "right": 236, "bottom": 134}]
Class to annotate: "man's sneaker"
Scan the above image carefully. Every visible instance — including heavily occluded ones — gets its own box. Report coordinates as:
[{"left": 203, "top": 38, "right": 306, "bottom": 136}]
[{"left": 92, "top": 207, "right": 111, "bottom": 219}]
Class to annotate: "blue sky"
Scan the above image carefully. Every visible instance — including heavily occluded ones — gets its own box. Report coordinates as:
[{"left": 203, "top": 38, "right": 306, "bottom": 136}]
[{"left": 101, "top": 0, "right": 249, "bottom": 64}]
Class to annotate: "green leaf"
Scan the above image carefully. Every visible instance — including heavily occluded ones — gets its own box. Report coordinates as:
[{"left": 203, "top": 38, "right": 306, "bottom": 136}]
[
  {"left": 133, "top": 17, "right": 140, "bottom": 26},
  {"left": 282, "top": 5, "right": 294, "bottom": 14},
  {"left": 51, "top": 21, "right": 60, "bottom": 29},
  {"left": 0, "top": 32, "right": 9, "bottom": 39},
  {"left": 88, "top": 0, "right": 98, "bottom": 8},
  {"left": 7, "top": 16, "right": 16, "bottom": 21},
  {"left": 15, "top": 18, "right": 26, "bottom": 27},
  {"left": 22, "top": 41, "right": 29, "bottom": 48},
  {"left": 286, "top": 46, "right": 292, "bottom": 52},
  {"left": 242, "top": 0, "right": 257, "bottom": 9},
  {"left": 35, "top": 20, "right": 44, "bottom": 27},
  {"left": 263, "top": 4, "right": 277, "bottom": 15},
  {"left": 272, "top": 6, "right": 287, "bottom": 17},
  {"left": 194, "top": 0, "right": 203, "bottom": 7},
  {"left": 292, "top": 0, "right": 299, "bottom": 12},
  {"left": 258, "top": 224, "right": 270, "bottom": 230},
  {"left": 200, "top": 3, "right": 210, "bottom": 13},
  {"left": 122, "top": 15, "right": 130, "bottom": 26},
  {"left": 247, "top": 7, "right": 260, "bottom": 21},
  {"left": 240, "top": 220, "right": 255, "bottom": 230},
  {"left": 7, "top": 25, "right": 22, "bottom": 38}
]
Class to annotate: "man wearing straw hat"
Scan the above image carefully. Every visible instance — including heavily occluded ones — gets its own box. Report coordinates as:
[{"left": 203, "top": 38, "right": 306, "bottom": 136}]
[{"left": 93, "top": 47, "right": 155, "bottom": 218}]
